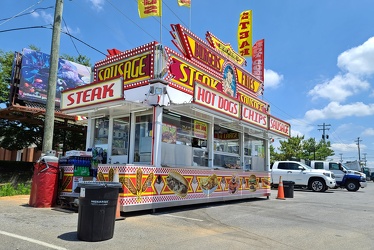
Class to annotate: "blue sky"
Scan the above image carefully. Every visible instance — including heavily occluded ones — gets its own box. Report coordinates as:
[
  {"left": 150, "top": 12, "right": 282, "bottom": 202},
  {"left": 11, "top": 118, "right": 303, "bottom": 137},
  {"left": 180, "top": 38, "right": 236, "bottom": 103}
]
[{"left": 1, "top": 0, "right": 374, "bottom": 166}]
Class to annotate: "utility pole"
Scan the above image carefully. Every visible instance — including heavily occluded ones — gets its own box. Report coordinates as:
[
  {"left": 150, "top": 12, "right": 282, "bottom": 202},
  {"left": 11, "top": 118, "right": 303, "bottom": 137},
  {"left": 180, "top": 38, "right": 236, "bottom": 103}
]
[
  {"left": 42, "top": 0, "right": 63, "bottom": 154},
  {"left": 363, "top": 153, "right": 367, "bottom": 167},
  {"left": 318, "top": 123, "right": 331, "bottom": 143},
  {"left": 339, "top": 153, "right": 343, "bottom": 163},
  {"left": 355, "top": 137, "right": 362, "bottom": 163}
]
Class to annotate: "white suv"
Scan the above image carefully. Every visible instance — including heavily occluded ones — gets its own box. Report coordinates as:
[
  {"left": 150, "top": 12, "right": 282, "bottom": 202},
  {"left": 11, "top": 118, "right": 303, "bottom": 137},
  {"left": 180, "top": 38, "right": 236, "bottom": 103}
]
[{"left": 271, "top": 161, "right": 337, "bottom": 192}]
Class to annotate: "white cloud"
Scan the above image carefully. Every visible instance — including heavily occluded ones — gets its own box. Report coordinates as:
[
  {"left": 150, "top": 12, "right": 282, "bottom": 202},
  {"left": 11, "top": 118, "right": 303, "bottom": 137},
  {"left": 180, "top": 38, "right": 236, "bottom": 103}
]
[
  {"left": 307, "top": 36, "right": 374, "bottom": 102},
  {"left": 286, "top": 118, "right": 314, "bottom": 138},
  {"left": 337, "top": 37, "right": 374, "bottom": 76},
  {"left": 304, "top": 102, "right": 374, "bottom": 122},
  {"left": 62, "top": 26, "right": 80, "bottom": 36},
  {"left": 31, "top": 10, "right": 80, "bottom": 35},
  {"left": 362, "top": 128, "right": 374, "bottom": 136},
  {"left": 264, "top": 69, "right": 283, "bottom": 89},
  {"left": 308, "top": 73, "right": 369, "bottom": 102},
  {"left": 31, "top": 10, "right": 53, "bottom": 24},
  {"left": 330, "top": 142, "right": 362, "bottom": 153},
  {"left": 89, "top": 0, "right": 105, "bottom": 11}
]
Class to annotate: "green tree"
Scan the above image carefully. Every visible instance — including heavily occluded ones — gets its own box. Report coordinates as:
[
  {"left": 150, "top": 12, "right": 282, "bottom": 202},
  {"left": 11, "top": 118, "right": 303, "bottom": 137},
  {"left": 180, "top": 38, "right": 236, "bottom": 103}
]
[
  {"left": 269, "top": 144, "right": 280, "bottom": 163},
  {"left": 271, "top": 135, "right": 335, "bottom": 162},
  {"left": 277, "top": 135, "right": 305, "bottom": 161},
  {"left": 61, "top": 54, "right": 91, "bottom": 66},
  {"left": 0, "top": 119, "right": 43, "bottom": 150},
  {"left": 0, "top": 50, "right": 14, "bottom": 105}
]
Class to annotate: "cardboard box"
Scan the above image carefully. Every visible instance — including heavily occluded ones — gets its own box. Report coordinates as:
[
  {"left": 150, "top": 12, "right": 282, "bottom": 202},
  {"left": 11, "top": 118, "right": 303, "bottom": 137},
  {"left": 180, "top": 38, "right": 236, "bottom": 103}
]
[
  {"left": 65, "top": 150, "right": 92, "bottom": 157},
  {"left": 72, "top": 176, "right": 95, "bottom": 193}
]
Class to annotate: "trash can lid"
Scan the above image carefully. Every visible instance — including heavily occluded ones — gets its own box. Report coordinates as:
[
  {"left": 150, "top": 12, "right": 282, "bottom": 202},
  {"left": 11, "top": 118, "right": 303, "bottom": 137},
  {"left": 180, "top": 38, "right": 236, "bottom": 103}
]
[
  {"left": 39, "top": 155, "right": 59, "bottom": 163},
  {"left": 77, "top": 181, "right": 122, "bottom": 189}
]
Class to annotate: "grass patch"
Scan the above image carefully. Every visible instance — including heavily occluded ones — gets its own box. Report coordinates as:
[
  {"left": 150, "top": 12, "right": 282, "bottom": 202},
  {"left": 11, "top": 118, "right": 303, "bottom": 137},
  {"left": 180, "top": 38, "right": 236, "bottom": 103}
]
[{"left": 0, "top": 183, "right": 31, "bottom": 197}]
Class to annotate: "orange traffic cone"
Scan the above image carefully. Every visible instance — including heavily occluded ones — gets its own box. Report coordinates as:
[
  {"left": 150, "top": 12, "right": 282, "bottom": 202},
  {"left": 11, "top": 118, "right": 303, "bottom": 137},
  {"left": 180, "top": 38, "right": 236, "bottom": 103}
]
[
  {"left": 276, "top": 176, "right": 285, "bottom": 200},
  {"left": 115, "top": 196, "right": 124, "bottom": 221}
]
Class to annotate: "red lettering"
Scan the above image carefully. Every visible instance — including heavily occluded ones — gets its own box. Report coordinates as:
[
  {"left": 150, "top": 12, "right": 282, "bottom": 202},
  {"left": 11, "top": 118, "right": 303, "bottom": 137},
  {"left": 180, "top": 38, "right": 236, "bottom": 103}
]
[
  {"left": 67, "top": 93, "right": 75, "bottom": 106},
  {"left": 102, "top": 83, "right": 115, "bottom": 98},
  {"left": 83, "top": 89, "right": 91, "bottom": 103}
]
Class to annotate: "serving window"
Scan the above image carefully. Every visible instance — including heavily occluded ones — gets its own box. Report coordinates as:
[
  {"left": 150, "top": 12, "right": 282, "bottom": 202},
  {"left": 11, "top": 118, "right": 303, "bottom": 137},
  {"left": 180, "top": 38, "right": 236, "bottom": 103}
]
[
  {"left": 94, "top": 117, "right": 109, "bottom": 148},
  {"left": 111, "top": 117, "right": 129, "bottom": 156},
  {"left": 161, "top": 111, "right": 208, "bottom": 167},
  {"left": 213, "top": 126, "right": 240, "bottom": 169},
  {"left": 244, "top": 134, "right": 265, "bottom": 171}
]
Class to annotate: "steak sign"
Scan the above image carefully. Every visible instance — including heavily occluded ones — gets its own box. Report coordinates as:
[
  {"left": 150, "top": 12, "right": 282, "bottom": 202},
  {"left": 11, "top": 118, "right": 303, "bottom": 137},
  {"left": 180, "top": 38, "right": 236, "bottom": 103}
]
[{"left": 60, "top": 77, "right": 124, "bottom": 110}]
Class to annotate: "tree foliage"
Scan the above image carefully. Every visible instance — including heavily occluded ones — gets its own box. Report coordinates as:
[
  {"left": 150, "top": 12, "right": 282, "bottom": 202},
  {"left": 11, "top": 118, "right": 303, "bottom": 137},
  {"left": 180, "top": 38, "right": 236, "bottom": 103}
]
[
  {"left": 0, "top": 50, "right": 14, "bottom": 105},
  {"left": 271, "top": 135, "right": 335, "bottom": 162},
  {"left": 61, "top": 54, "right": 91, "bottom": 67}
]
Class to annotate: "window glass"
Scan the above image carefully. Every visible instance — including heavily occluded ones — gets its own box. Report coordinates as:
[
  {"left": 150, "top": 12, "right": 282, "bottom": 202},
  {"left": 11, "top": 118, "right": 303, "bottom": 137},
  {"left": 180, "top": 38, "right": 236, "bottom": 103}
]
[
  {"left": 134, "top": 114, "right": 153, "bottom": 163},
  {"left": 213, "top": 125, "right": 240, "bottom": 168},
  {"left": 94, "top": 118, "right": 109, "bottom": 146},
  {"left": 111, "top": 117, "right": 129, "bottom": 156},
  {"left": 315, "top": 162, "right": 324, "bottom": 169},
  {"left": 329, "top": 163, "right": 339, "bottom": 170},
  {"left": 162, "top": 112, "right": 207, "bottom": 147},
  {"left": 243, "top": 134, "right": 265, "bottom": 170},
  {"left": 278, "top": 163, "right": 288, "bottom": 170},
  {"left": 214, "top": 126, "right": 239, "bottom": 154},
  {"left": 289, "top": 163, "right": 301, "bottom": 170}
]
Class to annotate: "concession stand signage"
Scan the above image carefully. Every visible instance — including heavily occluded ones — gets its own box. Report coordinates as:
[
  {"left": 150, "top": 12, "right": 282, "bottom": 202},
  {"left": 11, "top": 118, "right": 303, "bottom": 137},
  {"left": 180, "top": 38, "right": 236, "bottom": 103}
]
[
  {"left": 94, "top": 42, "right": 156, "bottom": 90},
  {"left": 252, "top": 39, "right": 265, "bottom": 82},
  {"left": 206, "top": 31, "right": 246, "bottom": 67},
  {"left": 241, "top": 104, "right": 268, "bottom": 129},
  {"left": 60, "top": 77, "right": 123, "bottom": 110},
  {"left": 169, "top": 24, "right": 263, "bottom": 97},
  {"left": 269, "top": 116, "right": 291, "bottom": 137},
  {"left": 194, "top": 83, "right": 240, "bottom": 119}
]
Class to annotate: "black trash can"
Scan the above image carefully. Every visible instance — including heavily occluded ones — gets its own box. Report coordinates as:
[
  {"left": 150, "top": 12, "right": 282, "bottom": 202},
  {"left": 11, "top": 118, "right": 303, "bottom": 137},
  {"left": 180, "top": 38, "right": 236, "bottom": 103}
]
[
  {"left": 75, "top": 181, "right": 123, "bottom": 242},
  {"left": 283, "top": 181, "right": 295, "bottom": 198}
]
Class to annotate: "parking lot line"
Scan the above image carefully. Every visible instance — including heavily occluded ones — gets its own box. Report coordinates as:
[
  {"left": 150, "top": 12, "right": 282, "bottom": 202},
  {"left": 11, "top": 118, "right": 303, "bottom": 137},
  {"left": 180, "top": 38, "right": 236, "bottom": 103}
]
[{"left": 0, "top": 230, "right": 67, "bottom": 250}]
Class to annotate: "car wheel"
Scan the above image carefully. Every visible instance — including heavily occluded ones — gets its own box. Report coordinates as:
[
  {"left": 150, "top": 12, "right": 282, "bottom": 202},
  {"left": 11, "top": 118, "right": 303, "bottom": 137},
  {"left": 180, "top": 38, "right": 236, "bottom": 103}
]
[
  {"left": 346, "top": 181, "right": 359, "bottom": 192},
  {"left": 309, "top": 178, "right": 326, "bottom": 192}
]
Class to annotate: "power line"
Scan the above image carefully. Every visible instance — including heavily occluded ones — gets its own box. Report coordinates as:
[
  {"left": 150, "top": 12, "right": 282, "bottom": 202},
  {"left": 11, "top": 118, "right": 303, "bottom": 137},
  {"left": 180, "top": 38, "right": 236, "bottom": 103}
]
[
  {"left": 0, "top": 0, "right": 46, "bottom": 26},
  {"left": 0, "top": 25, "right": 106, "bottom": 56},
  {"left": 62, "top": 17, "right": 81, "bottom": 57},
  {"left": 0, "top": 6, "right": 54, "bottom": 22}
]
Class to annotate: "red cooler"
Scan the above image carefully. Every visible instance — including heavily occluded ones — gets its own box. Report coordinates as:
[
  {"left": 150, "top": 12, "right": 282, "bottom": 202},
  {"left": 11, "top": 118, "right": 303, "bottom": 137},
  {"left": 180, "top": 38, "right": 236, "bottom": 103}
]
[{"left": 29, "top": 155, "right": 59, "bottom": 207}]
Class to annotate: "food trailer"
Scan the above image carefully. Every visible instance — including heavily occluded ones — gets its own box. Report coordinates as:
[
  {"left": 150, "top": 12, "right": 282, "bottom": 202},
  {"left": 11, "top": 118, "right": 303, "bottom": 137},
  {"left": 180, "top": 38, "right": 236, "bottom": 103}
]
[{"left": 59, "top": 24, "right": 290, "bottom": 212}]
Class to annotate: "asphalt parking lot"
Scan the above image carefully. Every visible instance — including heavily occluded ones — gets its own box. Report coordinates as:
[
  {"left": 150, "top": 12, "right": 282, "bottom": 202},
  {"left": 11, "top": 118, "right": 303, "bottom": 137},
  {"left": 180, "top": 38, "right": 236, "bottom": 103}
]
[{"left": 1, "top": 182, "right": 374, "bottom": 250}]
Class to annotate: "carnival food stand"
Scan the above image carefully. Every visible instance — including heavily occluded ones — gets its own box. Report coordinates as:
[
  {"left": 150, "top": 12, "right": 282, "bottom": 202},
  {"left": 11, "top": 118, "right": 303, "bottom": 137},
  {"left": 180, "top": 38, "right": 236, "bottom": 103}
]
[{"left": 59, "top": 24, "right": 290, "bottom": 212}]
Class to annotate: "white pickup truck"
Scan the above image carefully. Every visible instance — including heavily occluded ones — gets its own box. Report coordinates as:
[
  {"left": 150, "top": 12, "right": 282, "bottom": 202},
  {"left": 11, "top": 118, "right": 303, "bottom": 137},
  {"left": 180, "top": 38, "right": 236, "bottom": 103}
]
[
  {"left": 271, "top": 161, "right": 336, "bottom": 192},
  {"left": 308, "top": 160, "right": 367, "bottom": 191}
]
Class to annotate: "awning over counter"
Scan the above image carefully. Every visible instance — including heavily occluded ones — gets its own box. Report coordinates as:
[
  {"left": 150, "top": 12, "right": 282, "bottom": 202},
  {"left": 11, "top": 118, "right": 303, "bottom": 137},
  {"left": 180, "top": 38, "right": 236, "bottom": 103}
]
[{"left": 62, "top": 99, "right": 150, "bottom": 120}]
